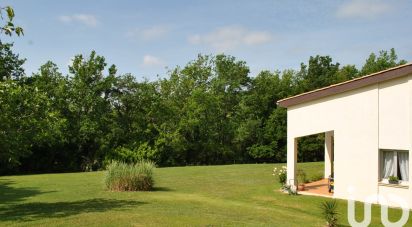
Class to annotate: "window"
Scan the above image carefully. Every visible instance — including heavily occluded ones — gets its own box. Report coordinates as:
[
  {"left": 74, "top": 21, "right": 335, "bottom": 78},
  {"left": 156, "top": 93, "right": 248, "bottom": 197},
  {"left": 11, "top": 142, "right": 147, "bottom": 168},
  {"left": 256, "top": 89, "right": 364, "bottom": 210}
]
[{"left": 380, "top": 150, "right": 409, "bottom": 184}]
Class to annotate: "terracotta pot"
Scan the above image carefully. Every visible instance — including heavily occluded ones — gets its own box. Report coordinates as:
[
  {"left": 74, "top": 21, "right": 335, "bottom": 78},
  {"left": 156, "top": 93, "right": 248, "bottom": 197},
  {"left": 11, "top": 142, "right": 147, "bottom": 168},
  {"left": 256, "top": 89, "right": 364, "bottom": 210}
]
[{"left": 298, "top": 184, "right": 305, "bottom": 191}]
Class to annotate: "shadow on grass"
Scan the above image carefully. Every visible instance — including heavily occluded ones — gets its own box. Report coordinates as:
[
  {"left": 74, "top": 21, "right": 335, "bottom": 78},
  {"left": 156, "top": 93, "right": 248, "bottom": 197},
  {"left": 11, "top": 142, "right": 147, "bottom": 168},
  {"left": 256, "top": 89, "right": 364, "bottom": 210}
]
[
  {"left": 0, "top": 179, "right": 55, "bottom": 204},
  {"left": 152, "top": 186, "right": 173, "bottom": 192},
  {"left": 0, "top": 198, "right": 145, "bottom": 222}
]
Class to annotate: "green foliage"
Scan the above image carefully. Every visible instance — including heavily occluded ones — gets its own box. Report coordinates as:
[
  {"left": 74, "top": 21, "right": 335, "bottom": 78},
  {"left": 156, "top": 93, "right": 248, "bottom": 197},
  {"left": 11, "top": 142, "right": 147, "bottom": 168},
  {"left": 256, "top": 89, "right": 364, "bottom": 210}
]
[
  {"left": 298, "top": 133, "right": 325, "bottom": 162},
  {"left": 361, "top": 48, "right": 407, "bottom": 76},
  {"left": 107, "top": 143, "right": 159, "bottom": 165},
  {"left": 0, "top": 6, "right": 24, "bottom": 38},
  {"left": 248, "top": 145, "right": 274, "bottom": 160},
  {"left": 0, "top": 44, "right": 407, "bottom": 174},
  {"left": 320, "top": 200, "right": 339, "bottom": 227},
  {"left": 105, "top": 160, "right": 155, "bottom": 191},
  {"left": 236, "top": 71, "right": 291, "bottom": 163},
  {"left": 0, "top": 81, "right": 32, "bottom": 169},
  {"left": 0, "top": 77, "right": 60, "bottom": 173},
  {"left": 337, "top": 64, "right": 359, "bottom": 82},
  {"left": 272, "top": 166, "right": 287, "bottom": 184},
  {"left": 297, "top": 169, "right": 307, "bottom": 184},
  {"left": 310, "top": 173, "right": 324, "bottom": 182},
  {"left": 0, "top": 42, "right": 25, "bottom": 80},
  {"left": 388, "top": 175, "right": 399, "bottom": 182},
  {"left": 67, "top": 51, "right": 117, "bottom": 171},
  {"left": 297, "top": 55, "right": 340, "bottom": 93},
  {"left": 107, "top": 147, "right": 140, "bottom": 164},
  {"left": 135, "top": 143, "right": 160, "bottom": 163}
]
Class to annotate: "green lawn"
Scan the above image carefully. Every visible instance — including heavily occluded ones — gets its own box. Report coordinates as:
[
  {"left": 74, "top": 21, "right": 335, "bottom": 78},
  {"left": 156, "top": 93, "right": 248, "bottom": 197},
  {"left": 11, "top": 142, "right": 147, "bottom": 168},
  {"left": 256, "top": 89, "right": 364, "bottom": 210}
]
[{"left": 0, "top": 162, "right": 410, "bottom": 226}]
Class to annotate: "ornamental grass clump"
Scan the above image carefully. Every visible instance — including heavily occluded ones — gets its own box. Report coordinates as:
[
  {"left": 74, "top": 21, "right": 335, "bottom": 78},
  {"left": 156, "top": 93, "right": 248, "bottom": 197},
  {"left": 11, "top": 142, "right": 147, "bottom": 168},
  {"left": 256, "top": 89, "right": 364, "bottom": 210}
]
[{"left": 105, "top": 161, "right": 155, "bottom": 191}]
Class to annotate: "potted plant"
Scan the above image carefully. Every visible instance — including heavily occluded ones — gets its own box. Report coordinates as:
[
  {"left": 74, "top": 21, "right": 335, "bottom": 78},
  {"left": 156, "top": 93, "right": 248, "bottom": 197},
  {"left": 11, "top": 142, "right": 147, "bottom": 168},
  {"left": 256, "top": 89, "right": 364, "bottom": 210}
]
[
  {"left": 297, "top": 169, "right": 307, "bottom": 191},
  {"left": 388, "top": 175, "right": 399, "bottom": 184}
]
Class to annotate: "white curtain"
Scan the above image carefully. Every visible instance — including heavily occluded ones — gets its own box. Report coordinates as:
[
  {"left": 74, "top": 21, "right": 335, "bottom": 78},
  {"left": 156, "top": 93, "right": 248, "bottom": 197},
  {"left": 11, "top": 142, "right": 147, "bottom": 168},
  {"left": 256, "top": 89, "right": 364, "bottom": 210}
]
[
  {"left": 398, "top": 152, "right": 409, "bottom": 181},
  {"left": 382, "top": 151, "right": 395, "bottom": 179}
]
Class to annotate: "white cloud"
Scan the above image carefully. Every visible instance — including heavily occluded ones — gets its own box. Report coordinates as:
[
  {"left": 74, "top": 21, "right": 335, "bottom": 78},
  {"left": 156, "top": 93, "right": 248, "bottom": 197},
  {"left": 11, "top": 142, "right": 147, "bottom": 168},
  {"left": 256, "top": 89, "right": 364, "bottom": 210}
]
[
  {"left": 59, "top": 14, "right": 99, "bottom": 27},
  {"left": 142, "top": 55, "right": 164, "bottom": 67},
  {"left": 126, "top": 26, "right": 170, "bottom": 40},
  {"left": 188, "top": 26, "right": 272, "bottom": 52},
  {"left": 336, "top": 0, "right": 392, "bottom": 19},
  {"left": 243, "top": 32, "right": 272, "bottom": 45}
]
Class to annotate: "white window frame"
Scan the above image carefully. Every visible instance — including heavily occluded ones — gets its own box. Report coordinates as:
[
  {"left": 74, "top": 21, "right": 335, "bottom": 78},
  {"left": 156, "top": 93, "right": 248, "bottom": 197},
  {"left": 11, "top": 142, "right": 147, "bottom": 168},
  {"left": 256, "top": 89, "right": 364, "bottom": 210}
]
[{"left": 379, "top": 149, "right": 409, "bottom": 185}]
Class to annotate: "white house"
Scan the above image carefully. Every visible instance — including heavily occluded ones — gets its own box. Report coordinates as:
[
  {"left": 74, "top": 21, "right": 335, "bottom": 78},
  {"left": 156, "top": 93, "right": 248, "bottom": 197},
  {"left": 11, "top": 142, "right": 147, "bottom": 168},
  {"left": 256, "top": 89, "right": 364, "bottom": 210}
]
[{"left": 277, "top": 63, "right": 412, "bottom": 208}]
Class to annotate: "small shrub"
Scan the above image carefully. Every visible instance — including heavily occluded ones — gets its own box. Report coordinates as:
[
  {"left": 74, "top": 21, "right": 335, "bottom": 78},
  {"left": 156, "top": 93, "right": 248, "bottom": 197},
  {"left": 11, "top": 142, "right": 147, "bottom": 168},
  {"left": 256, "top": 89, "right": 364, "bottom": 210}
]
[
  {"left": 108, "top": 147, "right": 140, "bottom": 164},
  {"left": 320, "top": 200, "right": 339, "bottom": 227},
  {"left": 310, "top": 173, "right": 324, "bottom": 182},
  {"left": 104, "top": 143, "right": 161, "bottom": 167},
  {"left": 272, "top": 166, "right": 287, "bottom": 184},
  {"left": 105, "top": 160, "right": 155, "bottom": 191}
]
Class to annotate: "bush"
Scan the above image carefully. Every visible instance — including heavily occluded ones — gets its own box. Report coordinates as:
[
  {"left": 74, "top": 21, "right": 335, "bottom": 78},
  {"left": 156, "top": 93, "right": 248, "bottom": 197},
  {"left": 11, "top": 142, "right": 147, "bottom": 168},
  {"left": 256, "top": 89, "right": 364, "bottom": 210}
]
[
  {"left": 104, "top": 143, "right": 160, "bottom": 165},
  {"left": 107, "top": 147, "right": 140, "bottom": 164},
  {"left": 310, "top": 173, "right": 324, "bottom": 182},
  {"left": 105, "top": 161, "right": 155, "bottom": 191}
]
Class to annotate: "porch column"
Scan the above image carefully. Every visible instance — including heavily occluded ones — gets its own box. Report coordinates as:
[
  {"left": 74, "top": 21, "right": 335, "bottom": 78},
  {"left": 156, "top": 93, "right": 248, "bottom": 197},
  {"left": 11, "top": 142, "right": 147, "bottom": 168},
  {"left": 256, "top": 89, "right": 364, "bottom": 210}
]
[
  {"left": 287, "top": 136, "right": 298, "bottom": 186},
  {"left": 324, "top": 131, "right": 334, "bottom": 178}
]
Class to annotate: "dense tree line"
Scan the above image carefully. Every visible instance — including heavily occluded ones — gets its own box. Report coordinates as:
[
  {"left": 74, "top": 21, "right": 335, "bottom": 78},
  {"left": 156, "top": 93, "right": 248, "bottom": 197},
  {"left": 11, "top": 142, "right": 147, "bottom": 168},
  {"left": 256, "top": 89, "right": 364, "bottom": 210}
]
[
  {"left": 0, "top": 40, "right": 406, "bottom": 174},
  {"left": 0, "top": 6, "right": 408, "bottom": 174}
]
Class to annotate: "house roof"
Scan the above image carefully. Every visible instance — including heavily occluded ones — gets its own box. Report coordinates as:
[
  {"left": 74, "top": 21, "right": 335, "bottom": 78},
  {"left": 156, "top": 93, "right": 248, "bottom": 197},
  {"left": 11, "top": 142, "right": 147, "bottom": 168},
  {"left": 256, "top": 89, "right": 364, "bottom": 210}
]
[{"left": 277, "top": 62, "right": 412, "bottom": 108}]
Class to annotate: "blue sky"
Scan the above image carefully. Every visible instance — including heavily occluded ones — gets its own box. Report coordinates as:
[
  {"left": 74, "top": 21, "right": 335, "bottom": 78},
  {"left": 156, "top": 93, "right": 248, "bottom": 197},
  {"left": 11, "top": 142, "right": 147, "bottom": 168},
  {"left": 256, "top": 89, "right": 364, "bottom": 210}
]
[{"left": 2, "top": 0, "right": 412, "bottom": 80}]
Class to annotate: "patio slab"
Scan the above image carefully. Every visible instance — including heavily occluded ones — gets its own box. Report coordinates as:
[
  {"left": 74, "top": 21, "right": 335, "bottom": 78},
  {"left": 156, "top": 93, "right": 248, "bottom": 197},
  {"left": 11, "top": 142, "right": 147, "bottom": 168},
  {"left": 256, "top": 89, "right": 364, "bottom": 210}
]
[{"left": 299, "top": 178, "right": 333, "bottom": 198}]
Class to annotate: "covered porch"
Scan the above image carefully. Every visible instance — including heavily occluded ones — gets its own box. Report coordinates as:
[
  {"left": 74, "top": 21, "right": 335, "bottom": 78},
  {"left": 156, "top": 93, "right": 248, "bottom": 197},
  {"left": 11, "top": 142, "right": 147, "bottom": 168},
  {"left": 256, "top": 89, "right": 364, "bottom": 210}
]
[
  {"left": 287, "top": 131, "right": 335, "bottom": 196},
  {"left": 300, "top": 178, "right": 333, "bottom": 197}
]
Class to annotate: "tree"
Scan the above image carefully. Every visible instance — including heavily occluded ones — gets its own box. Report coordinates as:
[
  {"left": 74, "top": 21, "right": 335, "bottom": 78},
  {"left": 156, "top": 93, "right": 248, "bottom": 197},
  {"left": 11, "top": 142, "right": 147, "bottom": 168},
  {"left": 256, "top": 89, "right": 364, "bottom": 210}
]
[
  {"left": 211, "top": 54, "right": 251, "bottom": 163},
  {"left": 0, "top": 6, "right": 23, "bottom": 38},
  {"left": 336, "top": 65, "right": 359, "bottom": 82},
  {"left": 0, "top": 79, "right": 59, "bottom": 174},
  {"left": 360, "top": 48, "right": 407, "bottom": 76},
  {"left": 18, "top": 62, "right": 69, "bottom": 173},
  {"left": 233, "top": 69, "right": 296, "bottom": 162},
  {"left": 67, "top": 51, "right": 117, "bottom": 171},
  {"left": 297, "top": 55, "right": 340, "bottom": 93},
  {"left": 0, "top": 42, "right": 25, "bottom": 80},
  {"left": 0, "top": 46, "right": 409, "bottom": 174},
  {"left": 0, "top": 80, "right": 32, "bottom": 172}
]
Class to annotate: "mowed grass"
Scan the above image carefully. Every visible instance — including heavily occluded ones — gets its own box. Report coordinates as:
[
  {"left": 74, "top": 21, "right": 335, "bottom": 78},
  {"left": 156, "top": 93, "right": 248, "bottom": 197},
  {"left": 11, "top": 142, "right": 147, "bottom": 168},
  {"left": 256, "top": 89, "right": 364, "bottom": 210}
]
[{"left": 0, "top": 162, "right": 411, "bottom": 226}]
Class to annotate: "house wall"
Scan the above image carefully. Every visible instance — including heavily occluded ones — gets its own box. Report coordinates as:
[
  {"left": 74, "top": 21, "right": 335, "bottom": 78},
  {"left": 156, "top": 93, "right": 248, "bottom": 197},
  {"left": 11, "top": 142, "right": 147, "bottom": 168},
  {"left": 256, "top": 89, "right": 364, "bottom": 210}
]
[
  {"left": 377, "top": 76, "right": 411, "bottom": 207},
  {"left": 378, "top": 77, "right": 410, "bottom": 150},
  {"left": 286, "top": 74, "right": 412, "bottom": 208}
]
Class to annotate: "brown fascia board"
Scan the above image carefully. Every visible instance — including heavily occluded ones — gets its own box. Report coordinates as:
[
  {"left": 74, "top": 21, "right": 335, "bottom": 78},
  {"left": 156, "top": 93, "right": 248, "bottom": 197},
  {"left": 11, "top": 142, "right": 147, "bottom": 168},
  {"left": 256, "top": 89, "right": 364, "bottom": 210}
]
[{"left": 277, "top": 63, "right": 412, "bottom": 108}]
